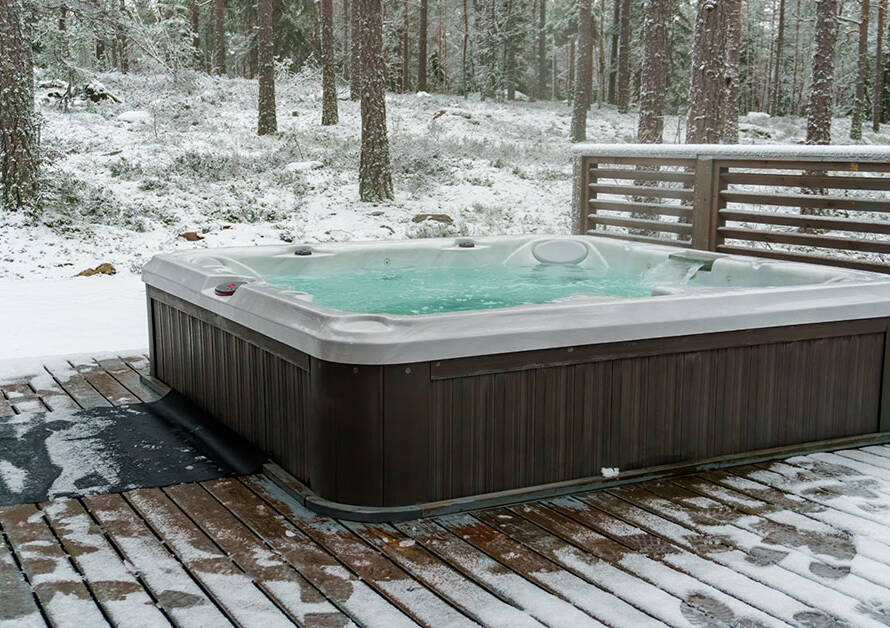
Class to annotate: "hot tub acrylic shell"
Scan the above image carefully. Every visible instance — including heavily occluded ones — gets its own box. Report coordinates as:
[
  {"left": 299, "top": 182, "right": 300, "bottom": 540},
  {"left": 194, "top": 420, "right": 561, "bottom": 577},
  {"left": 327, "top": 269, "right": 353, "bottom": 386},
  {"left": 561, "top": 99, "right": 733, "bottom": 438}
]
[{"left": 143, "top": 235, "right": 890, "bottom": 517}]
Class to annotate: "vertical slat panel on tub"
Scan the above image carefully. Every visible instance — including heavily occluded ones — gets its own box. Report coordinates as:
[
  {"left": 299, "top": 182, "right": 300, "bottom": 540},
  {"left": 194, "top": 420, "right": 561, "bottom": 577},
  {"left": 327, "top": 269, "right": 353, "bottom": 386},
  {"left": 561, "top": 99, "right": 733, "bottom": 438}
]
[
  {"left": 882, "top": 325, "right": 890, "bottom": 432},
  {"left": 308, "top": 359, "right": 383, "bottom": 506},
  {"left": 382, "top": 362, "right": 432, "bottom": 506},
  {"left": 570, "top": 362, "right": 611, "bottom": 480},
  {"left": 147, "top": 292, "right": 311, "bottom": 489}
]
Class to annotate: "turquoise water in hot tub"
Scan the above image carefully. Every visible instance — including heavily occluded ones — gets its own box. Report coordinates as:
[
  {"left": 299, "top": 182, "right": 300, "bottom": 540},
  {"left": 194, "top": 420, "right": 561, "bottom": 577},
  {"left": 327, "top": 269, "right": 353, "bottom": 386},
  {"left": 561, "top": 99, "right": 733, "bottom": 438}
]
[{"left": 265, "top": 264, "right": 656, "bottom": 315}]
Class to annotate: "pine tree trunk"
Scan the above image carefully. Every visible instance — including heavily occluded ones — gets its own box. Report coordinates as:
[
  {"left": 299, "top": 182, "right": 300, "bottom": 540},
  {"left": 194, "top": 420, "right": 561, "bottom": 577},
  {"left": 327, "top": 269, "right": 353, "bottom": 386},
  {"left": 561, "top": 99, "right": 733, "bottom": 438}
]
[
  {"left": 874, "top": 0, "right": 888, "bottom": 131},
  {"left": 791, "top": 0, "right": 801, "bottom": 115},
  {"left": 350, "top": 0, "right": 361, "bottom": 99},
  {"left": 504, "top": 0, "right": 517, "bottom": 100},
  {"left": 806, "top": 0, "right": 838, "bottom": 144},
  {"left": 418, "top": 0, "right": 428, "bottom": 91},
  {"left": 0, "top": 0, "right": 39, "bottom": 211},
  {"left": 462, "top": 0, "right": 469, "bottom": 95},
  {"left": 850, "top": 0, "right": 870, "bottom": 139},
  {"left": 723, "top": 0, "right": 741, "bottom": 142},
  {"left": 570, "top": 0, "right": 593, "bottom": 141},
  {"left": 400, "top": 0, "right": 409, "bottom": 91},
  {"left": 117, "top": 0, "right": 129, "bottom": 73},
  {"left": 537, "top": 0, "right": 547, "bottom": 99},
  {"left": 475, "top": 0, "right": 497, "bottom": 100},
  {"left": 257, "top": 0, "right": 277, "bottom": 134},
  {"left": 607, "top": 0, "right": 619, "bottom": 104},
  {"left": 637, "top": 0, "right": 672, "bottom": 143},
  {"left": 687, "top": 0, "right": 727, "bottom": 143},
  {"left": 190, "top": 0, "right": 201, "bottom": 67},
  {"left": 342, "top": 0, "right": 349, "bottom": 79},
  {"left": 214, "top": 0, "right": 226, "bottom": 75},
  {"left": 358, "top": 0, "right": 393, "bottom": 201},
  {"left": 616, "top": 0, "right": 631, "bottom": 112},
  {"left": 770, "top": 0, "right": 785, "bottom": 115},
  {"left": 321, "top": 0, "right": 339, "bottom": 124}
]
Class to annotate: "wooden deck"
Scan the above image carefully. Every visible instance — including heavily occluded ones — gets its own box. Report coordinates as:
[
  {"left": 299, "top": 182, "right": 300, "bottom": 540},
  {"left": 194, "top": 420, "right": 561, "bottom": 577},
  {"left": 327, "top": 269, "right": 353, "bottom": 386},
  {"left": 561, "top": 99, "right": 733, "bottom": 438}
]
[{"left": 3, "top": 356, "right": 890, "bottom": 627}]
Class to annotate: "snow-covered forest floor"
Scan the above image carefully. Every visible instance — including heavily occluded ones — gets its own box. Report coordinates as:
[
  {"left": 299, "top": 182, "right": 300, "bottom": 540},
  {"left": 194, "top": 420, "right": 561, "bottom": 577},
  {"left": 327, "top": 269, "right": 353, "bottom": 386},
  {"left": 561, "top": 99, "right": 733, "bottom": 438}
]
[{"left": 2, "top": 70, "right": 889, "bottom": 359}]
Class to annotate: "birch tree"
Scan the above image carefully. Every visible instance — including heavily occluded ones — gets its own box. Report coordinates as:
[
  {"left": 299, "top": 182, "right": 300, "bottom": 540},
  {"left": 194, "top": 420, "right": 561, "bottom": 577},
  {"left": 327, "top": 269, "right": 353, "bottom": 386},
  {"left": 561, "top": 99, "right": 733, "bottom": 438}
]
[{"left": 0, "top": 0, "right": 39, "bottom": 212}]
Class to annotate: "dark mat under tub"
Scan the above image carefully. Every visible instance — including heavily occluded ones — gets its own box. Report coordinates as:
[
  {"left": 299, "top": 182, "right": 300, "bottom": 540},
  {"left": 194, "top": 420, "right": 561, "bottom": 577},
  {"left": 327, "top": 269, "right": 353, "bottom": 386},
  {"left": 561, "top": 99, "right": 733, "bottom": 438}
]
[{"left": 0, "top": 393, "right": 266, "bottom": 506}]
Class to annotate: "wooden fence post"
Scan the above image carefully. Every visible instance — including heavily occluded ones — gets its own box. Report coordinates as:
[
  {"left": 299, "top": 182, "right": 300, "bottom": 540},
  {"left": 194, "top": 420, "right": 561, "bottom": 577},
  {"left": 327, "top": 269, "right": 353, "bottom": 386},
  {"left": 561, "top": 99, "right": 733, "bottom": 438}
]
[
  {"left": 572, "top": 156, "right": 591, "bottom": 235},
  {"left": 691, "top": 157, "right": 716, "bottom": 251}
]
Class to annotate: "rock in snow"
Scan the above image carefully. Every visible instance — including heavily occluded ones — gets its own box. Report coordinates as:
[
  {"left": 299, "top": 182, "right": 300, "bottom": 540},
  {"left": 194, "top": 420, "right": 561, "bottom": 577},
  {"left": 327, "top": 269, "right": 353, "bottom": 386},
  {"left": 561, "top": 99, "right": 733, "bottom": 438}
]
[
  {"left": 117, "top": 110, "right": 152, "bottom": 124},
  {"left": 285, "top": 160, "right": 324, "bottom": 173},
  {"left": 178, "top": 231, "right": 204, "bottom": 242},
  {"left": 77, "top": 263, "right": 117, "bottom": 277},
  {"left": 412, "top": 213, "right": 453, "bottom": 225}
]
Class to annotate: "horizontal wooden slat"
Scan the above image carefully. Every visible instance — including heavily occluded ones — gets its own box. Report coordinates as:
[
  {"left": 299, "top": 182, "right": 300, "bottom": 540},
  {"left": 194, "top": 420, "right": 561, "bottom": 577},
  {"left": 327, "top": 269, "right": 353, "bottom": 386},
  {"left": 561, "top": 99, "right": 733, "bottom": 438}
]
[
  {"left": 722, "top": 190, "right": 890, "bottom": 212},
  {"left": 719, "top": 210, "right": 890, "bottom": 234},
  {"left": 585, "top": 229, "right": 690, "bottom": 247},
  {"left": 716, "top": 245, "right": 890, "bottom": 273},
  {"left": 716, "top": 159, "right": 890, "bottom": 172},
  {"left": 587, "top": 156, "right": 696, "bottom": 167},
  {"left": 590, "top": 168, "right": 695, "bottom": 184},
  {"left": 718, "top": 227, "right": 890, "bottom": 254},
  {"left": 587, "top": 215, "right": 692, "bottom": 234},
  {"left": 590, "top": 183, "right": 695, "bottom": 200},
  {"left": 588, "top": 199, "right": 693, "bottom": 218},
  {"left": 722, "top": 172, "right": 890, "bottom": 190}
]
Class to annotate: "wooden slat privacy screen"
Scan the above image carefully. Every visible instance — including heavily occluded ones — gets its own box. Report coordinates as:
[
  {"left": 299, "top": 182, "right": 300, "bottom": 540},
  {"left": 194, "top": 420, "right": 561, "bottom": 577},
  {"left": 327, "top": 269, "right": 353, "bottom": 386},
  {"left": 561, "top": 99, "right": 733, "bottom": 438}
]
[{"left": 572, "top": 145, "right": 890, "bottom": 273}]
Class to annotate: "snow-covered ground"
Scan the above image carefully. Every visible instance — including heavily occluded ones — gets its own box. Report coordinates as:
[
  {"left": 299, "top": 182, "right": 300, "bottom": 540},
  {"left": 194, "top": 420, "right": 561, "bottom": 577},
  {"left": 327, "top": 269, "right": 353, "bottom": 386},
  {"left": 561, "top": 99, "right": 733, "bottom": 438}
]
[{"left": 2, "top": 70, "right": 889, "bottom": 360}]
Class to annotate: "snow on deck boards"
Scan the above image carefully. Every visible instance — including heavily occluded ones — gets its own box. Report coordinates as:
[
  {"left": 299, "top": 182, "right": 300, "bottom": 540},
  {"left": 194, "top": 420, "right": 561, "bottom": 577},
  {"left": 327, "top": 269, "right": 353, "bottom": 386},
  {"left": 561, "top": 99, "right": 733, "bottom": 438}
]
[{"left": 2, "top": 357, "right": 890, "bottom": 626}]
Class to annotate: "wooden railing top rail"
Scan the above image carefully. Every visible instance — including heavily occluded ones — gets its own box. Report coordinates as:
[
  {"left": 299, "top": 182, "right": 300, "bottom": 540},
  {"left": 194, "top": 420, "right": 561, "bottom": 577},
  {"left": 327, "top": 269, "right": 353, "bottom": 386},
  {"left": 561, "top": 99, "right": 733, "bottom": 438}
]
[{"left": 572, "top": 143, "right": 890, "bottom": 163}]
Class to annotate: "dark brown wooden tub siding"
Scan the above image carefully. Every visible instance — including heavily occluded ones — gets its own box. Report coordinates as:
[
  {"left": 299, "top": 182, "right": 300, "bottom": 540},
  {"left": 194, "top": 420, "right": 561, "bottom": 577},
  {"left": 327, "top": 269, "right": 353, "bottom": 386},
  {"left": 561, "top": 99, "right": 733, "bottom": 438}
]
[{"left": 148, "top": 288, "right": 890, "bottom": 509}]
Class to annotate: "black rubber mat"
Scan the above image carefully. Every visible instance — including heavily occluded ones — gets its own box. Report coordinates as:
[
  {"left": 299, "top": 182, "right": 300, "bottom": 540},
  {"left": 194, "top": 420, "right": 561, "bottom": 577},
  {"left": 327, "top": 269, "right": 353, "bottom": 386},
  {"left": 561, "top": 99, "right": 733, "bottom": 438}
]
[{"left": 0, "top": 393, "right": 266, "bottom": 505}]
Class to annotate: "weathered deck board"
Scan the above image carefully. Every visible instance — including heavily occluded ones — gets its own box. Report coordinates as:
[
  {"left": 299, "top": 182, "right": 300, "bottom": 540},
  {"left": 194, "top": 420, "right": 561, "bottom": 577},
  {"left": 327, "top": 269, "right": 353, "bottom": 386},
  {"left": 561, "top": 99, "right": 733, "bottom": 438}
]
[
  {"left": 203, "top": 477, "right": 412, "bottom": 628},
  {"left": 93, "top": 357, "right": 162, "bottom": 403},
  {"left": 602, "top": 486, "right": 887, "bottom": 628},
  {"left": 545, "top": 494, "right": 811, "bottom": 625},
  {"left": 125, "top": 487, "right": 297, "bottom": 628},
  {"left": 67, "top": 358, "right": 141, "bottom": 407},
  {"left": 0, "top": 531, "right": 45, "bottom": 628},
  {"left": 164, "top": 482, "right": 352, "bottom": 628},
  {"left": 82, "top": 492, "right": 233, "bottom": 628},
  {"left": 473, "top": 506, "right": 708, "bottom": 627},
  {"left": 394, "top": 517, "right": 603, "bottom": 627},
  {"left": 2, "top": 354, "right": 890, "bottom": 628},
  {"left": 434, "top": 512, "right": 656, "bottom": 627},
  {"left": 346, "top": 520, "right": 543, "bottom": 628},
  {"left": 42, "top": 359, "right": 112, "bottom": 409},
  {"left": 242, "top": 476, "right": 474, "bottom": 628},
  {"left": 39, "top": 498, "right": 171, "bottom": 627},
  {"left": 0, "top": 503, "right": 109, "bottom": 628}
]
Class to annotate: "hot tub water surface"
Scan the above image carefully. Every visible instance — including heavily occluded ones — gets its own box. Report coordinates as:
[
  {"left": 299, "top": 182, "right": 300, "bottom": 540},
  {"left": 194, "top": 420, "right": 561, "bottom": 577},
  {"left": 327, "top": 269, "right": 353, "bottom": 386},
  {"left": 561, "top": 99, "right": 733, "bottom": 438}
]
[{"left": 264, "top": 264, "right": 669, "bottom": 315}]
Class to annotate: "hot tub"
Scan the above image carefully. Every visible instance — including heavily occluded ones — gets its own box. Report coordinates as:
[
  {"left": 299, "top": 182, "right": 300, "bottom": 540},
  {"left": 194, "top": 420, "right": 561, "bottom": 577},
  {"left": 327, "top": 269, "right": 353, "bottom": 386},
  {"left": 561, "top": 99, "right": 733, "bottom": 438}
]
[{"left": 142, "top": 235, "right": 890, "bottom": 518}]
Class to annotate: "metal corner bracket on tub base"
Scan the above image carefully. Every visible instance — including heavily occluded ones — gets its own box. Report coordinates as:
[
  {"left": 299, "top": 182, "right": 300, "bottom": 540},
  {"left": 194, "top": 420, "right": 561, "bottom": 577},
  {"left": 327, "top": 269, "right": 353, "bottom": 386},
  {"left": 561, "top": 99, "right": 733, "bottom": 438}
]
[{"left": 262, "top": 430, "right": 890, "bottom": 523}]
